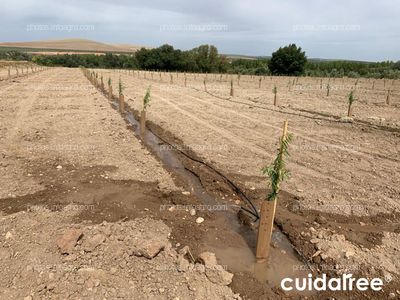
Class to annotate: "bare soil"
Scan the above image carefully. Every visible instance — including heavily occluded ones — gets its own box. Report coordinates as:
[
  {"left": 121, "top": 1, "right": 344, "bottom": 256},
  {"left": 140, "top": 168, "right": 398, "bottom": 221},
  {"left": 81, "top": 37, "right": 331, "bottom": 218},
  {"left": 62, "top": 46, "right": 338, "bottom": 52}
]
[
  {"left": 99, "top": 69, "right": 400, "bottom": 298},
  {"left": 1, "top": 68, "right": 400, "bottom": 299}
]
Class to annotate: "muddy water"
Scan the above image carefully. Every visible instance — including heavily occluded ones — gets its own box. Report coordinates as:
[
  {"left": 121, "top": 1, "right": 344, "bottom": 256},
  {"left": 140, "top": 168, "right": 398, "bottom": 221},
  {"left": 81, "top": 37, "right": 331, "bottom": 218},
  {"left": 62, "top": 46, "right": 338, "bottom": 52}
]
[
  {"left": 116, "top": 102, "right": 309, "bottom": 289},
  {"left": 125, "top": 113, "right": 216, "bottom": 206},
  {"left": 207, "top": 228, "right": 309, "bottom": 287}
]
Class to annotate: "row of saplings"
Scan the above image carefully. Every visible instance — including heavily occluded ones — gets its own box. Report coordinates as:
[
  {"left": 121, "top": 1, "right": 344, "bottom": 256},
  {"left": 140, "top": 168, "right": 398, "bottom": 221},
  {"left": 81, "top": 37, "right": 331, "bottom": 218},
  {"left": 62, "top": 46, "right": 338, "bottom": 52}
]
[
  {"left": 272, "top": 82, "right": 390, "bottom": 118},
  {"left": 82, "top": 68, "right": 152, "bottom": 136},
  {"left": 109, "top": 68, "right": 394, "bottom": 119},
  {"left": 82, "top": 68, "right": 391, "bottom": 250},
  {"left": 3, "top": 64, "right": 47, "bottom": 81},
  {"left": 81, "top": 67, "right": 294, "bottom": 262},
  {"left": 80, "top": 68, "right": 393, "bottom": 262},
  {"left": 82, "top": 67, "right": 389, "bottom": 261}
]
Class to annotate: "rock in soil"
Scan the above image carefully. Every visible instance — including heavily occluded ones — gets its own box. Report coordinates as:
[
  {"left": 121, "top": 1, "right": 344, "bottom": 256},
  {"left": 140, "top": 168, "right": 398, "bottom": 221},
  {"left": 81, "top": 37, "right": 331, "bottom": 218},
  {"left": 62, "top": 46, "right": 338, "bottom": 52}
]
[
  {"left": 56, "top": 228, "right": 83, "bottom": 254},
  {"left": 205, "top": 265, "right": 234, "bottom": 286},
  {"left": 198, "top": 251, "right": 218, "bottom": 266},
  {"left": 0, "top": 209, "right": 239, "bottom": 299}
]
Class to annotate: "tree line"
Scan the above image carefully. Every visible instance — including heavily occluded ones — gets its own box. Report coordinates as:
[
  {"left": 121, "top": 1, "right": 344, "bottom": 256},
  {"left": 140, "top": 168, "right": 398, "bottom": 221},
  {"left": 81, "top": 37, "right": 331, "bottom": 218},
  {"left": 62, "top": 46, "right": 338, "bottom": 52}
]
[
  {"left": 1, "top": 44, "right": 399, "bottom": 78},
  {"left": 305, "top": 60, "right": 400, "bottom": 79},
  {"left": 28, "top": 44, "right": 229, "bottom": 73}
]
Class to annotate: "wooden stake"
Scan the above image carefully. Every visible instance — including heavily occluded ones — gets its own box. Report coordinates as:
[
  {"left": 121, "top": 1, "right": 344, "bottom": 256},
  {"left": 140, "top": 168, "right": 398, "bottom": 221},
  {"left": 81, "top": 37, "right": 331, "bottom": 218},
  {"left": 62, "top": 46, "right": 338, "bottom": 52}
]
[
  {"left": 283, "top": 120, "right": 288, "bottom": 137},
  {"left": 259, "top": 77, "right": 262, "bottom": 88},
  {"left": 108, "top": 85, "right": 113, "bottom": 101},
  {"left": 256, "top": 121, "right": 288, "bottom": 261},
  {"left": 347, "top": 103, "right": 353, "bottom": 117},
  {"left": 140, "top": 110, "right": 146, "bottom": 135},
  {"left": 256, "top": 199, "right": 277, "bottom": 260},
  {"left": 230, "top": 79, "right": 234, "bottom": 97},
  {"left": 119, "top": 94, "right": 125, "bottom": 113},
  {"left": 386, "top": 89, "right": 391, "bottom": 105}
]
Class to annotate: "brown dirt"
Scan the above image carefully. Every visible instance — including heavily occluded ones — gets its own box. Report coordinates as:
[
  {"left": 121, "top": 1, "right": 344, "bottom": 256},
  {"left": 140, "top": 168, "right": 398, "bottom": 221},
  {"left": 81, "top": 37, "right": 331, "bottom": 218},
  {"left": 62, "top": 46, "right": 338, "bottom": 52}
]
[
  {"left": 1, "top": 67, "right": 400, "bottom": 299},
  {"left": 96, "top": 69, "right": 400, "bottom": 299},
  {"left": 0, "top": 210, "right": 239, "bottom": 299},
  {"left": 105, "top": 70, "right": 400, "bottom": 218},
  {"left": 0, "top": 68, "right": 241, "bottom": 299},
  {"left": 144, "top": 114, "right": 400, "bottom": 300}
]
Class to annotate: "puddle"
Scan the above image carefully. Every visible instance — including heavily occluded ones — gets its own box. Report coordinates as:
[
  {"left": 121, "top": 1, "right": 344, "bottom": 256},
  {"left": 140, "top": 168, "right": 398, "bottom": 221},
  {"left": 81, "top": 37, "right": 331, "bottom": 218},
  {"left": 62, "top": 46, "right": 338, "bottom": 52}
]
[
  {"left": 207, "top": 227, "right": 309, "bottom": 287},
  {"left": 125, "top": 113, "right": 216, "bottom": 206},
  {"left": 113, "top": 100, "right": 309, "bottom": 289}
]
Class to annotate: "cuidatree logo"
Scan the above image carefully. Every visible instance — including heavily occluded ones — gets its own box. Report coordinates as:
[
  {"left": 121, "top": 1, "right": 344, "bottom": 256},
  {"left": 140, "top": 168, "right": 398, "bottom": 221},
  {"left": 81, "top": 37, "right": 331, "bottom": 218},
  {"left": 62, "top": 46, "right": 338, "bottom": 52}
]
[{"left": 281, "top": 274, "right": 383, "bottom": 292}]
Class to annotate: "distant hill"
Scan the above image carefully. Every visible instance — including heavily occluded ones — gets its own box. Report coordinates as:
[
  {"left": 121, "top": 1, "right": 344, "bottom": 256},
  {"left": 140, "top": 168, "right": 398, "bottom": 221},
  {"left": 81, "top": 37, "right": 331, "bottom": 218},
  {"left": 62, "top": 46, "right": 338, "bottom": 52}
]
[
  {"left": 224, "top": 54, "right": 374, "bottom": 63},
  {"left": 0, "top": 38, "right": 147, "bottom": 54},
  {"left": 225, "top": 54, "right": 269, "bottom": 60}
]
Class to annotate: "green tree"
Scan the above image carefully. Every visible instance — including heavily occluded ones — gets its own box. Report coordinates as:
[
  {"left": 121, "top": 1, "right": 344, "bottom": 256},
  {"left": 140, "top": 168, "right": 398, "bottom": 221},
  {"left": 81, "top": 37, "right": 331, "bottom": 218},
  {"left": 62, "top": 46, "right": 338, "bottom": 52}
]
[
  {"left": 268, "top": 44, "right": 307, "bottom": 76},
  {"left": 190, "top": 45, "right": 222, "bottom": 73}
]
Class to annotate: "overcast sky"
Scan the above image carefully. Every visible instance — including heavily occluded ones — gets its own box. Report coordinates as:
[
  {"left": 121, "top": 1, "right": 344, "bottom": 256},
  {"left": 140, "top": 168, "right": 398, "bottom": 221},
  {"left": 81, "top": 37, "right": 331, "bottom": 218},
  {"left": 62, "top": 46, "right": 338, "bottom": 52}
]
[{"left": 0, "top": 0, "right": 399, "bottom": 61}]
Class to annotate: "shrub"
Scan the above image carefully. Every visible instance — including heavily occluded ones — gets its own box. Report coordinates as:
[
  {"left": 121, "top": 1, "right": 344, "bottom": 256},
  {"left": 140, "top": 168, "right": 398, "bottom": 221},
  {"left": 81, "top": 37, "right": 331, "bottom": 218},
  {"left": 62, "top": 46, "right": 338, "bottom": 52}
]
[
  {"left": 118, "top": 77, "right": 124, "bottom": 96},
  {"left": 268, "top": 44, "right": 307, "bottom": 76},
  {"left": 143, "top": 86, "right": 151, "bottom": 110},
  {"left": 262, "top": 129, "right": 293, "bottom": 200}
]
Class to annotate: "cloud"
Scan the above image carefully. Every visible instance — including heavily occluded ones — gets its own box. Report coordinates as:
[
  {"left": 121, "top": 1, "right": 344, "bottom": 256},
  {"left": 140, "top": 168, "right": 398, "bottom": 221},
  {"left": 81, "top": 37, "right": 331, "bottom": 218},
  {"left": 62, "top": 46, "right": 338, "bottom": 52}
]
[{"left": 0, "top": 0, "right": 399, "bottom": 61}]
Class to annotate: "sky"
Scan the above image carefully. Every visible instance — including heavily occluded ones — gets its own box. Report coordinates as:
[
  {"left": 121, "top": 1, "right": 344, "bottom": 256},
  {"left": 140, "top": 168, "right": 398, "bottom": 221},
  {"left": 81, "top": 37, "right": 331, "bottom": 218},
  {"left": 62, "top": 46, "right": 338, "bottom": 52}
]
[{"left": 0, "top": 0, "right": 399, "bottom": 61}]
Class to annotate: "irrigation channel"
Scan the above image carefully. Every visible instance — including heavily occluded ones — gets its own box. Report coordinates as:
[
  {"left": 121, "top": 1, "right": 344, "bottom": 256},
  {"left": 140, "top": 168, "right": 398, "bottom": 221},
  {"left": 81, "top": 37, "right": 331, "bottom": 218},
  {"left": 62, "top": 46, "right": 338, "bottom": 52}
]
[{"left": 86, "top": 72, "right": 309, "bottom": 288}]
